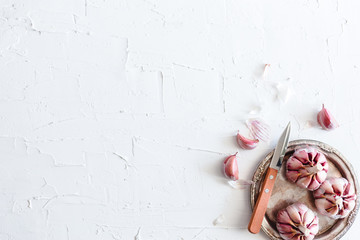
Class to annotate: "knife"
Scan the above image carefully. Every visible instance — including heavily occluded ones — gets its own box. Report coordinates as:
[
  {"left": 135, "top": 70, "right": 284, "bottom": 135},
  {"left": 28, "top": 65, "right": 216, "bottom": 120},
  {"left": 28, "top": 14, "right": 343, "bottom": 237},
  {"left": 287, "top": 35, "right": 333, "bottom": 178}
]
[{"left": 248, "top": 122, "right": 291, "bottom": 234}]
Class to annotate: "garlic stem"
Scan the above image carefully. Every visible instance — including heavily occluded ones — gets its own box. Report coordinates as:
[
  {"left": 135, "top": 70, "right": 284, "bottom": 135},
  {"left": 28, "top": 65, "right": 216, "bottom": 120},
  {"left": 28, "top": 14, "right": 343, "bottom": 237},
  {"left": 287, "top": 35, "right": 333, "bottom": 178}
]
[
  {"left": 307, "top": 162, "right": 323, "bottom": 174},
  {"left": 298, "top": 225, "right": 311, "bottom": 237},
  {"left": 335, "top": 196, "right": 344, "bottom": 210}
]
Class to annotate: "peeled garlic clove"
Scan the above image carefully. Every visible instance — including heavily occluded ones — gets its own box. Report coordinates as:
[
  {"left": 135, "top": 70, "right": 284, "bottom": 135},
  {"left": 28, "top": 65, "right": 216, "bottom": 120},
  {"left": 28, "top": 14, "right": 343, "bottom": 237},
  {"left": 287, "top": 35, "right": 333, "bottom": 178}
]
[
  {"left": 276, "top": 203, "right": 319, "bottom": 240},
  {"left": 246, "top": 118, "right": 271, "bottom": 142},
  {"left": 317, "top": 104, "right": 339, "bottom": 130},
  {"left": 236, "top": 133, "right": 259, "bottom": 150},
  {"left": 285, "top": 147, "right": 328, "bottom": 191},
  {"left": 223, "top": 153, "right": 239, "bottom": 181},
  {"left": 313, "top": 177, "right": 357, "bottom": 219}
]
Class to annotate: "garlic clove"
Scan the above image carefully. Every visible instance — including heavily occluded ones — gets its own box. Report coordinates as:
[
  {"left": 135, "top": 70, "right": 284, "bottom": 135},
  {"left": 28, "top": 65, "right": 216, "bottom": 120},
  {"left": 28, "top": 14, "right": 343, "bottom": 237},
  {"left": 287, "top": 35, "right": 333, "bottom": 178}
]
[
  {"left": 303, "top": 209, "right": 315, "bottom": 226},
  {"left": 295, "top": 150, "right": 310, "bottom": 163},
  {"left": 309, "top": 223, "right": 319, "bottom": 236},
  {"left": 297, "top": 176, "right": 312, "bottom": 189},
  {"left": 285, "top": 170, "right": 301, "bottom": 183},
  {"left": 343, "top": 201, "right": 356, "bottom": 217},
  {"left": 332, "top": 180, "right": 345, "bottom": 194},
  {"left": 307, "top": 178, "right": 321, "bottom": 191},
  {"left": 236, "top": 133, "right": 259, "bottom": 150},
  {"left": 317, "top": 180, "right": 332, "bottom": 194},
  {"left": 277, "top": 210, "right": 293, "bottom": 224},
  {"left": 344, "top": 182, "right": 352, "bottom": 195},
  {"left": 223, "top": 153, "right": 239, "bottom": 181},
  {"left": 285, "top": 147, "right": 328, "bottom": 191},
  {"left": 286, "top": 204, "right": 302, "bottom": 224},
  {"left": 286, "top": 158, "right": 304, "bottom": 170},
  {"left": 316, "top": 170, "right": 327, "bottom": 183},
  {"left": 314, "top": 199, "right": 331, "bottom": 210},
  {"left": 276, "top": 223, "right": 294, "bottom": 234},
  {"left": 317, "top": 104, "right": 339, "bottom": 130}
]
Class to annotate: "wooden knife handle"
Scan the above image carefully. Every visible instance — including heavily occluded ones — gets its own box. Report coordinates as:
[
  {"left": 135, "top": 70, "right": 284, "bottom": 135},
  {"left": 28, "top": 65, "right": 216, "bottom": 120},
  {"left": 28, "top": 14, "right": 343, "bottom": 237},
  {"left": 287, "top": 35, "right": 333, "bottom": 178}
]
[{"left": 248, "top": 167, "right": 278, "bottom": 234}]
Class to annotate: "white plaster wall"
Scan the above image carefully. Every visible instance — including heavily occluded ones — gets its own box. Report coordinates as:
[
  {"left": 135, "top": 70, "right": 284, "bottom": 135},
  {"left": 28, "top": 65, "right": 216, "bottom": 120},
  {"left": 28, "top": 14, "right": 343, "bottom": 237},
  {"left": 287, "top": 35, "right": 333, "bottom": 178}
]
[{"left": 0, "top": 0, "right": 360, "bottom": 239}]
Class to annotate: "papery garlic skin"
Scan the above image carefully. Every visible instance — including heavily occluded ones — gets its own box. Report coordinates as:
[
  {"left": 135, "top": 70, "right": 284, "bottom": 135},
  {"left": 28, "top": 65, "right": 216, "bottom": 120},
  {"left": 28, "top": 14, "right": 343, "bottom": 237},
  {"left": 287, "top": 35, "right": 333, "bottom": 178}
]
[
  {"left": 313, "top": 177, "right": 357, "bottom": 219},
  {"left": 223, "top": 154, "right": 239, "bottom": 181},
  {"left": 263, "top": 64, "right": 271, "bottom": 80},
  {"left": 236, "top": 133, "right": 259, "bottom": 150},
  {"left": 246, "top": 118, "right": 271, "bottom": 142},
  {"left": 286, "top": 147, "right": 328, "bottom": 191},
  {"left": 228, "top": 179, "right": 253, "bottom": 189},
  {"left": 276, "top": 203, "right": 319, "bottom": 240},
  {"left": 317, "top": 104, "right": 339, "bottom": 130}
]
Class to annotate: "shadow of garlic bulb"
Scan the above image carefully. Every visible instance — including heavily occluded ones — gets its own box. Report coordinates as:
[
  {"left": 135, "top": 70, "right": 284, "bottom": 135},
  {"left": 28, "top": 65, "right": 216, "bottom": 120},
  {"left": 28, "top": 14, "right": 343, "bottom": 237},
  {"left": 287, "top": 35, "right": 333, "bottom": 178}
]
[
  {"left": 313, "top": 177, "right": 357, "bottom": 219},
  {"left": 286, "top": 147, "right": 328, "bottom": 191},
  {"left": 276, "top": 203, "right": 319, "bottom": 240}
]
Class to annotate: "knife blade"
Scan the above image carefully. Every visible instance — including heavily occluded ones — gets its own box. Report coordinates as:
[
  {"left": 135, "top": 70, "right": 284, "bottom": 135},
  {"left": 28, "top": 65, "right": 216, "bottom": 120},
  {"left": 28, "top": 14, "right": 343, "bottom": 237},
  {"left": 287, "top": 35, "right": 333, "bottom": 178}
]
[{"left": 248, "top": 122, "right": 291, "bottom": 234}]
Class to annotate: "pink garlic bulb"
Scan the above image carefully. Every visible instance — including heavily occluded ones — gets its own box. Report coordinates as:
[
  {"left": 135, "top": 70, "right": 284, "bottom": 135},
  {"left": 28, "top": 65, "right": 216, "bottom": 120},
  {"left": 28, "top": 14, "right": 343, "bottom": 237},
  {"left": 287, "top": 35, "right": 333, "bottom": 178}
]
[
  {"left": 317, "top": 104, "right": 339, "bottom": 130},
  {"left": 223, "top": 153, "right": 239, "bottom": 180},
  {"left": 277, "top": 203, "right": 319, "bottom": 240},
  {"left": 313, "top": 177, "right": 357, "bottom": 219},
  {"left": 286, "top": 147, "right": 328, "bottom": 191},
  {"left": 236, "top": 132, "right": 259, "bottom": 150}
]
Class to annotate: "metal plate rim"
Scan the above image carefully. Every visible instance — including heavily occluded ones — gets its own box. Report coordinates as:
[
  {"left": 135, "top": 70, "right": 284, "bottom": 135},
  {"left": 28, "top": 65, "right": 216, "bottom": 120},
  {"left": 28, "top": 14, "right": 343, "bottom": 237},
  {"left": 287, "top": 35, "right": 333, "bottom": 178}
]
[{"left": 250, "top": 139, "right": 360, "bottom": 240}]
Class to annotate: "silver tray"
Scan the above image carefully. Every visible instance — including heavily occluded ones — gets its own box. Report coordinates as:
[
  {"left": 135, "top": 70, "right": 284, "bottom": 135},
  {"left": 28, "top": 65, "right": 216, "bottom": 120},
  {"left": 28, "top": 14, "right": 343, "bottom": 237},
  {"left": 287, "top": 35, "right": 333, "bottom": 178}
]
[{"left": 250, "top": 139, "right": 359, "bottom": 240}]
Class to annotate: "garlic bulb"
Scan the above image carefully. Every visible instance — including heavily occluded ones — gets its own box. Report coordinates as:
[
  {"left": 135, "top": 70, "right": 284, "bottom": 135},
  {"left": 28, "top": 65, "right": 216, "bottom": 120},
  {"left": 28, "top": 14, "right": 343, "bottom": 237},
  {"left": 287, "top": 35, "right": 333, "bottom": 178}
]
[
  {"left": 223, "top": 153, "right": 239, "bottom": 181},
  {"left": 286, "top": 147, "right": 328, "bottom": 191},
  {"left": 236, "top": 132, "right": 259, "bottom": 150},
  {"left": 317, "top": 104, "right": 339, "bottom": 130},
  {"left": 276, "top": 203, "right": 319, "bottom": 240},
  {"left": 313, "top": 177, "right": 357, "bottom": 219}
]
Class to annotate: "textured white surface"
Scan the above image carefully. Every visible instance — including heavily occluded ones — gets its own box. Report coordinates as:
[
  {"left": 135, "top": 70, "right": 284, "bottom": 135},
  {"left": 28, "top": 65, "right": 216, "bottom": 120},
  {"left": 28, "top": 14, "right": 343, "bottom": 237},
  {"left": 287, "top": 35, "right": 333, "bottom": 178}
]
[{"left": 1, "top": 0, "right": 360, "bottom": 239}]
